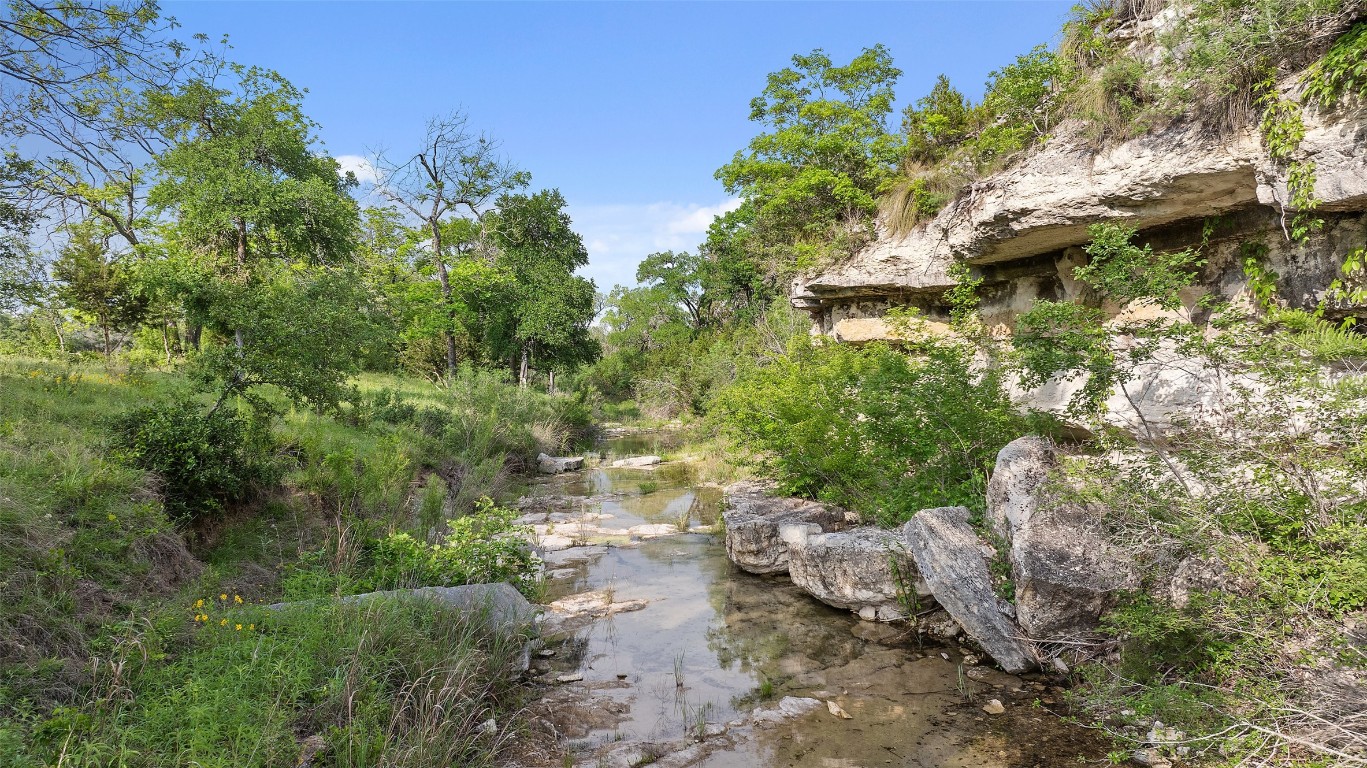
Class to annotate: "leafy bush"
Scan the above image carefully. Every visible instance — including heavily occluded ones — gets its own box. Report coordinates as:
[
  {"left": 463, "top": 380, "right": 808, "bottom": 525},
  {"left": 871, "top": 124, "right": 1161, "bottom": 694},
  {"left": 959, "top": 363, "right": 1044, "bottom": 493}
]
[
  {"left": 109, "top": 400, "right": 277, "bottom": 522},
  {"left": 285, "top": 498, "right": 541, "bottom": 599},
  {"left": 712, "top": 335, "right": 1028, "bottom": 525}
]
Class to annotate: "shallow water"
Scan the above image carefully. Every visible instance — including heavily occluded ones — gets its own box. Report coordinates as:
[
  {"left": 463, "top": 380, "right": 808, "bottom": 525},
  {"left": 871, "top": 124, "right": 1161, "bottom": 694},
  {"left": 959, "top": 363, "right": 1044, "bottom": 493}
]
[{"left": 517, "top": 437, "right": 1110, "bottom": 767}]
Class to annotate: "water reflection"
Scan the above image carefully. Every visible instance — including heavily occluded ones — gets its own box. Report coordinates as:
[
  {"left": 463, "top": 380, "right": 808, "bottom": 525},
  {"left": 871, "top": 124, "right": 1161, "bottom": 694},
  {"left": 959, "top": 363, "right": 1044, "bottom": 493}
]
[{"left": 523, "top": 436, "right": 1110, "bottom": 766}]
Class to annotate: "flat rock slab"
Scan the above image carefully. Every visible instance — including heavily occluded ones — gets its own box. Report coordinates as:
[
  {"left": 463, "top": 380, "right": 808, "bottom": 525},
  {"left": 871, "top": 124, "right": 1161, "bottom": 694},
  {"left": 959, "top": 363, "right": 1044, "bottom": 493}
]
[
  {"left": 610, "top": 455, "right": 662, "bottom": 468},
  {"left": 722, "top": 482, "right": 850, "bottom": 575},
  {"left": 902, "top": 507, "right": 1037, "bottom": 674},
  {"left": 269, "top": 582, "right": 537, "bottom": 638},
  {"left": 786, "top": 525, "right": 928, "bottom": 620}
]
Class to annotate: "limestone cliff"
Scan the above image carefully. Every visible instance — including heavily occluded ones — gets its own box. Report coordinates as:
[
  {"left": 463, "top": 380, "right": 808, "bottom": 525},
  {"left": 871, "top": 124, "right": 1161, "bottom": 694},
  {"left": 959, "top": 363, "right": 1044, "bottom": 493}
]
[{"left": 793, "top": 91, "right": 1367, "bottom": 342}]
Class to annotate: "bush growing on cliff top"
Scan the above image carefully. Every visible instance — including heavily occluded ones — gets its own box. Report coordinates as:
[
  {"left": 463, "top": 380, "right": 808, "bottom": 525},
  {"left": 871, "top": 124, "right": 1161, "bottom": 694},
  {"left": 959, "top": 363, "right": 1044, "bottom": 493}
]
[{"left": 711, "top": 335, "right": 1028, "bottom": 525}]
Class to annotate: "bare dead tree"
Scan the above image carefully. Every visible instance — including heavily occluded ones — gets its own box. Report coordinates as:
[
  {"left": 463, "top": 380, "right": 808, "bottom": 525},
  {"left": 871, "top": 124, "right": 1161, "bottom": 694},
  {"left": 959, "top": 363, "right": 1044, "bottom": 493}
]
[{"left": 371, "top": 112, "right": 528, "bottom": 374}]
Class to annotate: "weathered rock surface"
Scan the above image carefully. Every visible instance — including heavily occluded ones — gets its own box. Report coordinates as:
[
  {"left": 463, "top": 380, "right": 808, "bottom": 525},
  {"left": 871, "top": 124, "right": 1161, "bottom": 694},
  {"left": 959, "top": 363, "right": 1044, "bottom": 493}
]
[
  {"left": 722, "top": 482, "right": 850, "bottom": 574},
  {"left": 986, "top": 437, "right": 1139, "bottom": 639},
  {"left": 271, "top": 582, "right": 537, "bottom": 638},
  {"left": 538, "top": 453, "right": 584, "bottom": 474},
  {"left": 785, "top": 525, "right": 928, "bottom": 621},
  {"left": 902, "top": 507, "right": 1037, "bottom": 674},
  {"left": 799, "top": 99, "right": 1367, "bottom": 305},
  {"left": 611, "top": 455, "right": 662, "bottom": 468}
]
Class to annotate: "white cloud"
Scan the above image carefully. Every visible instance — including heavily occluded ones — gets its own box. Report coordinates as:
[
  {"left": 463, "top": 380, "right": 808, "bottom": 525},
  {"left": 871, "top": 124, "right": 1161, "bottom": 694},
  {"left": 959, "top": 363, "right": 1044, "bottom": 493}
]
[
  {"left": 567, "top": 198, "right": 741, "bottom": 290},
  {"left": 335, "top": 154, "right": 379, "bottom": 185}
]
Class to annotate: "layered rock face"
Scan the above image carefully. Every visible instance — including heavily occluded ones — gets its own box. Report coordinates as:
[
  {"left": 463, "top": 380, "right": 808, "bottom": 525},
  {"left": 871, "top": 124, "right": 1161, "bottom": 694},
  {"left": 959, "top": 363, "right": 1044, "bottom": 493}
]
[
  {"left": 721, "top": 481, "right": 850, "bottom": 574},
  {"left": 795, "top": 101, "right": 1367, "bottom": 330},
  {"left": 986, "top": 438, "right": 1139, "bottom": 639},
  {"left": 784, "top": 525, "right": 928, "bottom": 621}
]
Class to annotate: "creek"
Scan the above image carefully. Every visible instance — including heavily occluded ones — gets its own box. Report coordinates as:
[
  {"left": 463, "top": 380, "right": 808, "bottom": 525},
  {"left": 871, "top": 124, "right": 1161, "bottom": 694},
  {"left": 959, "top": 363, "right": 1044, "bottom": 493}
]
[{"left": 512, "top": 434, "right": 1110, "bottom": 767}]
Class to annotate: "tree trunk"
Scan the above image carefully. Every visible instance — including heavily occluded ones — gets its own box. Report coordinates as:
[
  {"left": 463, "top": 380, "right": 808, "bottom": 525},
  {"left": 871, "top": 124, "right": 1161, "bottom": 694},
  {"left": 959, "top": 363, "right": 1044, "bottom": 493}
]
[
  {"left": 519, "top": 347, "right": 530, "bottom": 388},
  {"left": 186, "top": 323, "right": 201, "bottom": 352},
  {"left": 162, "top": 321, "right": 172, "bottom": 366},
  {"left": 100, "top": 316, "right": 112, "bottom": 358},
  {"left": 234, "top": 218, "right": 247, "bottom": 354},
  {"left": 428, "top": 222, "right": 459, "bottom": 376},
  {"left": 51, "top": 312, "right": 65, "bottom": 353},
  {"left": 548, "top": 370, "right": 556, "bottom": 395}
]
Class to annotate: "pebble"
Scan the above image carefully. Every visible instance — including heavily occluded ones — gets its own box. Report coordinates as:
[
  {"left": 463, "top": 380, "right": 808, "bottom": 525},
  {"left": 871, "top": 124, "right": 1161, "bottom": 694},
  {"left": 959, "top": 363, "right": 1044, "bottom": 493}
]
[
  {"left": 555, "top": 673, "right": 584, "bottom": 684},
  {"left": 982, "top": 699, "right": 1006, "bottom": 715}
]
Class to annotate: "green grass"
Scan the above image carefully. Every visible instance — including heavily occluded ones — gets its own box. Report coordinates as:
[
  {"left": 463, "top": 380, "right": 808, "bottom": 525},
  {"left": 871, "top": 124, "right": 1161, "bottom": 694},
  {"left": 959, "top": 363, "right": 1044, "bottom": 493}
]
[{"left": 0, "top": 356, "right": 548, "bottom": 767}]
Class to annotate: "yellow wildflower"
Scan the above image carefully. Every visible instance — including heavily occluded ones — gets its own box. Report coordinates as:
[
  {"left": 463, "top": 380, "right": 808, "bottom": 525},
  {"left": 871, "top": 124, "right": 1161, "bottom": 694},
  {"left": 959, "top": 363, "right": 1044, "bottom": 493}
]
[
  {"left": 219, "top": 593, "right": 227, "bottom": 601},
  {"left": 235, "top": 624, "right": 242, "bottom": 631},
  {"left": 107, "top": 513, "right": 117, "bottom": 522},
  {"left": 219, "top": 619, "right": 227, "bottom": 626},
  {"left": 194, "top": 599, "right": 204, "bottom": 608},
  {"left": 248, "top": 624, "right": 255, "bottom": 631},
  {"left": 233, "top": 595, "right": 243, "bottom": 604}
]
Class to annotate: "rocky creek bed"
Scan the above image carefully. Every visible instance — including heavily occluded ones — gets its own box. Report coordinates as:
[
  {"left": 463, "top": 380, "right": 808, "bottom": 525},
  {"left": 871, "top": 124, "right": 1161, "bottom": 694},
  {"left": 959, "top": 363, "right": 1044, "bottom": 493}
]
[{"left": 509, "top": 434, "right": 1116, "bottom": 768}]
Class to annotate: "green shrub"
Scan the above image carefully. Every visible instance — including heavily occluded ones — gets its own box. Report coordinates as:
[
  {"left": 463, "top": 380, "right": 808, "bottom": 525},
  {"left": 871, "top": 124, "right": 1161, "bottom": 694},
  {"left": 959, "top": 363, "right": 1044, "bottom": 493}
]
[
  {"left": 108, "top": 400, "right": 277, "bottom": 522},
  {"left": 712, "top": 336, "right": 1027, "bottom": 525},
  {"left": 284, "top": 498, "right": 541, "bottom": 600}
]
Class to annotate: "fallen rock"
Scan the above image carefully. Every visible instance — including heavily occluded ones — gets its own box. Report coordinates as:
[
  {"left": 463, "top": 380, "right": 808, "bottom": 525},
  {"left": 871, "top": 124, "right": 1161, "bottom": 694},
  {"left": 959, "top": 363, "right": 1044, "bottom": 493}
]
[
  {"left": 986, "top": 437, "right": 1139, "bottom": 639},
  {"left": 825, "top": 700, "right": 853, "bottom": 719},
  {"left": 785, "top": 525, "right": 928, "bottom": 620},
  {"left": 902, "top": 507, "right": 1037, "bottom": 674},
  {"left": 538, "top": 453, "right": 584, "bottom": 474},
  {"left": 982, "top": 699, "right": 1006, "bottom": 715},
  {"left": 722, "top": 482, "right": 848, "bottom": 574},
  {"left": 611, "top": 455, "right": 662, "bottom": 468}
]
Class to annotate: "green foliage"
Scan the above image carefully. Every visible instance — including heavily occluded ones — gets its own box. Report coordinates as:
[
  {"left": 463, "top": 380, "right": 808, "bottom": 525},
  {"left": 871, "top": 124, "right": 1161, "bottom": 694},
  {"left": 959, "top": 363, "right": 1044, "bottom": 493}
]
[
  {"left": 34, "top": 599, "right": 528, "bottom": 768},
  {"left": 901, "top": 74, "right": 971, "bottom": 165},
  {"left": 187, "top": 263, "right": 386, "bottom": 413},
  {"left": 1074, "top": 223, "right": 1204, "bottom": 309},
  {"left": 982, "top": 45, "right": 1071, "bottom": 142},
  {"left": 715, "top": 45, "right": 903, "bottom": 270},
  {"left": 484, "top": 189, "right": 599, "bottom": 375},
  {"left": 108, "top": 399, "right": 277, "bottom": 523},
  {"left": 1257, "top": 88, "right": 1322, "bottom": 243},
  {"left": 1301, "top": 21, "right": 1367, "bottom": 107},
  {"left": 1014, "top": 300, "right": 1117, "bottom": 414},
  {"left": 712, "top": 336, "right": 1026, "bottom": 525},
  {"left": 51, "top": 224, "right": 148, "bottom": 356},
  {"left": 286, "top": 498, "right": 541, "bottom": 599}
]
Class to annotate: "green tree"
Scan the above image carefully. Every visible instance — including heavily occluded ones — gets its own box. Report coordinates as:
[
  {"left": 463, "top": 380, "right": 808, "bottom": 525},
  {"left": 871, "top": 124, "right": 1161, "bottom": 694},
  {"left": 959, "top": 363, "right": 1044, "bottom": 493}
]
[
  {"left": 51, "top": 223, "right": 147, "bottom": 356},
  {"left": 147, "top": 64, "right": 366, "bottom": 411},
  {"left": 902, "top": 74, "right": 971, "bottom": 164},
  {"left": 485, "top": 189, "right": 598, "bottom": 386},
  {"left": 715, "top": 45, "right": 903, "bottom": 260},
  {"left": 636, "top": 250, "right": 705, "bottom": 328}
]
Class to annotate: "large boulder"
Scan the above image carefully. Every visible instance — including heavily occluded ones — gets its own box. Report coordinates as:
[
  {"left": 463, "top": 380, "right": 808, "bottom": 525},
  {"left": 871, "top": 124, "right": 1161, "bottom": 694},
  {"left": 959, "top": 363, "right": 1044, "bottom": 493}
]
[
  {"left": 722, "top": 482, "right": 849, "bottom": 574},
  {"left": 538, "top": 453, "right": 585, "bottom": 474},
  {"left": 347, "top": 583, "right": 537, "bottom": 635},
  {"left": 785, "top": 525, "right": 929, "bottom": 621},
  {"left": 986, "top": 437, "right": 1139, "bottom": 639},
  {"left": 902, "top": 507, "right": 1037, "bottom": 674}
]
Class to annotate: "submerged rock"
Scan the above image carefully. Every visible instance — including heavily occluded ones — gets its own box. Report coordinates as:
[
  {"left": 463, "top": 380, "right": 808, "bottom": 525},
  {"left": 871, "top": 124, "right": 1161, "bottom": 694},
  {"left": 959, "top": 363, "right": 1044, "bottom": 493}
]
[
  {"left": 902, "top": 507, "right": 1037, "bottom": 674},
  {"left": 721, "top": 482, "right": 849, "bottom": 574},
  {"left": 987, "top": 437, "right": 1139, "bottom": 639},
  {"left": 785, "top": 525, "right": 928, "bottom": 621},
  {"left": 538, "top": 453, "right": 585, "bottom": 474}
]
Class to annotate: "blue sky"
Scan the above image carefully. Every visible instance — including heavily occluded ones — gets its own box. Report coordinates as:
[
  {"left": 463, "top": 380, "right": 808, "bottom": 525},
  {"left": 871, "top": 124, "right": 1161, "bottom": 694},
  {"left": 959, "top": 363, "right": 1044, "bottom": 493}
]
[{"left": 163, "top": 1, "right": 1074, "bottom": 289}]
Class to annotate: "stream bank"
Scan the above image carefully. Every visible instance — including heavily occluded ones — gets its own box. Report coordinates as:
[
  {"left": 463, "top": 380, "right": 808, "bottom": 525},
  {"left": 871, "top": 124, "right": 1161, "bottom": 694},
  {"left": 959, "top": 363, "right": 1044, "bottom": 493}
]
[{"left": 508, "top": 434, "right": 1114, "bottom": 768}]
